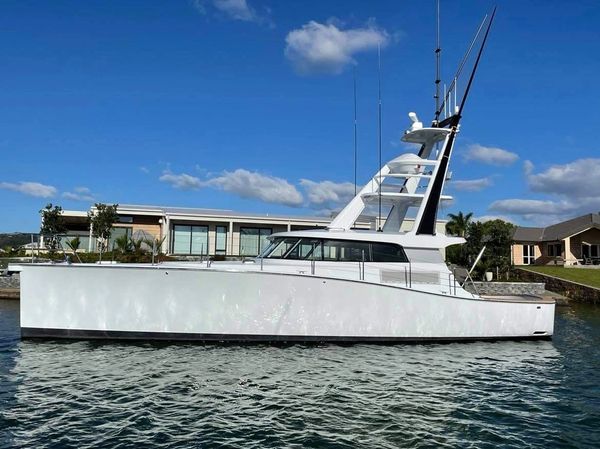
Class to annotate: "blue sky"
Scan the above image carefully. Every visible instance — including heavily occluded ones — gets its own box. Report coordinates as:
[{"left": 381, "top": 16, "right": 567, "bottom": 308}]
[{"left": 1, "top": 0, "right": 600, "bottom": 232}]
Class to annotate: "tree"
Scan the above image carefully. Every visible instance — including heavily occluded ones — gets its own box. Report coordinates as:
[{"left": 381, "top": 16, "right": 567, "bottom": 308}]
[
  {"left": 143, "top": 236, "right": 166, "bottom": 256},
  {"left": 65, "top": 236, "right": 82, "bottom": 263},
  {"left": 40, "top": 204, "right": 66, "bottom": 251},
  {"left": 114, "top": 234, "right": 132, "bottom": 253},
  {"left": 445, "top": 211, "right": 474, "bottom": 267},
  {"left": 446, "top": 211, "right": 473, "bottom": 237},
  {"left": 446, "top": 216, "right": 515, "bottom": 279},
  {"left": 130, "top": 237, "right": 145, "bottom": 254},
  {"left": 481, "top": 219, "right": 515, "bottom": 274},
  {"left": 88, "top": 203, "right": 119, "bottom": 260}
]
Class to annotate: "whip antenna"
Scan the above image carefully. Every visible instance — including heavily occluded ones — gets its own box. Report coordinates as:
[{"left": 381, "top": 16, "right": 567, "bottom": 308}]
[
  {"left": 434, "top": 0, "right": 441, "bottom": 122},
  {"left": 353, "top": 67, "right": 358, "bottom": 196},
  {"left": 377, "top": 44, "right": 383, "bottom": 231}
]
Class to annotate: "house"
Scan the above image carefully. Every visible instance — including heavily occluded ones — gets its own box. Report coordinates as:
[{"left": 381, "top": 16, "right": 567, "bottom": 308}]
[
  {"left": 57, "top": 204, "right": 448, "bottom": 258},
  {"left": 511, "top": 213, "right": 600, "bottom": 266}
]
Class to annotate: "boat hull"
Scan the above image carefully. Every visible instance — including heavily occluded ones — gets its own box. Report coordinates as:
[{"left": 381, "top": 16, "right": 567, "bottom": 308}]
[{"left": 18, "top": 264, "right": 555, "bottom": 342}]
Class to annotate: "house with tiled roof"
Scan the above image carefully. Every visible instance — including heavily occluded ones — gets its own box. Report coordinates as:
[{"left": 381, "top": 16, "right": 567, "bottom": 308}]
[{"left": 511, "top": 213, "right": 600, "bottom": 266}]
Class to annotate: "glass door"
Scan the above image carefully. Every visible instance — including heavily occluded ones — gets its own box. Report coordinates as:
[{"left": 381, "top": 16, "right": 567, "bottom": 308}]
[{"left": 523, "top": 244, "right": 535, "bottom": 265}]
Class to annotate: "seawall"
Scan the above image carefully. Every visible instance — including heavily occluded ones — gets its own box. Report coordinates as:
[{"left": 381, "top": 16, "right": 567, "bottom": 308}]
[
  {"left": 0, "top": 274, "right": 20, "bottom": 300},
  {"left": 515, "top": 268, "right": 600, "bottom": 305}
]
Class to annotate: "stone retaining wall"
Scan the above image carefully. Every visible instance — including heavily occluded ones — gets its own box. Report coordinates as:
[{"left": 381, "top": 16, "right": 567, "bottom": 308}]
[
  {"left": 515, "top": 268, "right": 600, "bottom": 305},
  {"left": 464, "top": 281, "right": 545, "bottom": 296},
  {"left": 0, "top": 274, "right": 19, "bottom": 289}
]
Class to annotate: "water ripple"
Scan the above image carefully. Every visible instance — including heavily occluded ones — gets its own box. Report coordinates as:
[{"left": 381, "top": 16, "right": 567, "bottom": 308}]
[{"left": 1, "top": 300, "right": 600, "bottom": 448}]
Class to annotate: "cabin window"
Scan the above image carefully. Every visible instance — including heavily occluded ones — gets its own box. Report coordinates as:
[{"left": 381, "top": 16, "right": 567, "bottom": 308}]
[
  {"left": 371, "top": 242, "right": 410, "bottom": 263},
  {"left": 261, "top": 237, "right": 408, "bottom": 263},
  {"left": 283, "top": 238, "right": 321, "bottom": 260},
  {"left": 522, "top": 244, "right": 536, "bottom": 265},
  {"left": 240, "top": 227, "right": 272, "bottom": 256},
  {"left": 322, "top": 240, "right": 371, "bottom": 262}
]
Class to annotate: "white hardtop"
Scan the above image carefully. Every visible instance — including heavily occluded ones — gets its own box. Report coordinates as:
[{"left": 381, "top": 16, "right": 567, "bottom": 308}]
[{"left": 269, "top": 228, "right": 464, "bottom": 250}]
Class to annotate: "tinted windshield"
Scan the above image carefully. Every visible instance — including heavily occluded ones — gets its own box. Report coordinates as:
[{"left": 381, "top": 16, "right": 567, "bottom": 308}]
[{"left": 260, "top": 237, "right": 408, "bottom": 262}]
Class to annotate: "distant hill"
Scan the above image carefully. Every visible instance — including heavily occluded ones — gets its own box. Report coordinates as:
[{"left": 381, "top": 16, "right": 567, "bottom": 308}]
[{"left": 0, "top": 233, "right": 36, "bottom": 250}]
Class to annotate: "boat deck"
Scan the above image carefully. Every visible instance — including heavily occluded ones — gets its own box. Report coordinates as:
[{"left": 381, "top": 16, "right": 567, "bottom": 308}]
[{"left": 480, "top": 294, "right": 555, "bottom": 304}]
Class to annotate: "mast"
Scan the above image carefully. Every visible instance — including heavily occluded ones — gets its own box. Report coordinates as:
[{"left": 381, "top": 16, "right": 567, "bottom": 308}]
[
  {"left": 434, "top": 0, "right": 441, "bottom": 123},
  {"left": 415, "top": 7, "right": 497, "bottom": 235}
]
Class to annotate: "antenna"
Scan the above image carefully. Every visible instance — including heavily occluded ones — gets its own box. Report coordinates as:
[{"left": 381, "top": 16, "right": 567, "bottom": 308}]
[
  {"left": 377, "top": 44, "right": 382, "bottom": 231},
  {"left": 353, "top": 66, "right": 358, "bottom": 197},
  {"left": 434, "top": 0, "right": 441, "bottom": 122},
  {"left": 416, "top": 7, "right": 497, "bottom": 235}
]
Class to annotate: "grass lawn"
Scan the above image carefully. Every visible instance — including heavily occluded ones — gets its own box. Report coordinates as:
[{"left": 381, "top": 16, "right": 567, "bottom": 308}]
[{"left": 520, "top": 266, "right": 600, "bottom": 289}]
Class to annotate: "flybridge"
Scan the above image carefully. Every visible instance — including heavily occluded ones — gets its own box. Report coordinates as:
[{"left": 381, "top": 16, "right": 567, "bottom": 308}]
[
  {"left": 327, "top": 120, "right": 454, "bottom": 234},
  {"left": 328, "top": 7, "right": 497, "bottom": 236}
]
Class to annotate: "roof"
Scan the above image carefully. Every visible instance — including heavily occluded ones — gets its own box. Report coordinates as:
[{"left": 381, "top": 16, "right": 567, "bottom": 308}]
[
  {"left": 273, "top": 228, "right": 464, "bottom": 249},
  {"left": 512, "top": 226, "right": 544, "bottom": 242},
  {"left": 63, "top": 203, "right": 446, "bottom": 228},
  {"left": 120, "top": 204, "right": 336, "bottom": 223},
  {"left": 513, "top": 213, "right": 600, "bottom": 242}
]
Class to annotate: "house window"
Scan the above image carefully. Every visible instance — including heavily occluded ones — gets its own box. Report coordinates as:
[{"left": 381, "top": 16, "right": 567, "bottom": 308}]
[
  {"left": 548, "top": 243, "right": 562, "bottom": 257},
  {"left": 215, "top": 226, "right": 227, "bottom": 255},
  {"left": 523, "top": 244, "right": 536, "bottom": 265},
  {"left": 240, "top": 227, "right": 272, "bottom": 256},
  {"left": 108, "top": 227, "right": 132, "bottom": 250},
  {"left": 172, "top": 225, "right": 209, "bottom": 255},
  {"left": 583, "top": 244, "right": 600, "bottom": 259}
]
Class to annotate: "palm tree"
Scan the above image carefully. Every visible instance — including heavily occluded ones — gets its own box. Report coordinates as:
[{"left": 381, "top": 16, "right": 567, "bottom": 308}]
[
  {"left": 114, "top": 234, "right": 132, "bottom": 253},
  {"left": 143, "top": 236, "right": 166, "bottom": 256},
  {"left": 130, "top": 237, "right": 145, "bottom": 254},
  {"left": 446, "top": 212, "right": 473, "bottom": 238},
  {"left": 65, "top": 236, "right": 82, "bottom": 263}
]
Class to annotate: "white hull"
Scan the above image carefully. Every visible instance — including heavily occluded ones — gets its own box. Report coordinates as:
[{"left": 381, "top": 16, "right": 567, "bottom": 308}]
[{"left": 18, "top": 264, "right": 555, "bottom": 342}]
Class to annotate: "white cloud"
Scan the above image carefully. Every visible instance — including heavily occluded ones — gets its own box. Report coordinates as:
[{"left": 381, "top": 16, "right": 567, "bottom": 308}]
[
  {"left": 205, "top": 169, "right": 303, "bottom": 206},
  {"left": 489, "top": 199, "right": 565, "bottom": 215},
  {"left": 159, "top": 172, "right": 203, "bottom": 190},
  {"left": 473, "top": 215, "right": 514, "bottom": 224},
  {"left": 62, "top": 187, "right": 95, "bottom": 202},
  {"left": 487, "top": 158, "right": 600, "bottom": 224},
  {"left": 285, "top": 20, "right": 389, "bottom": 75},
  {"left": 0, "top": 181, "right": 57, "bottom": 198},
  {"left": 139, "top": 166, "right": 150, "bottom": 174},
  {"left": 527, "top": 158, "right": 600, "bottom": 197},
  {"left": 213, "top": 0, "right": 256, "bottom": 21},
  {"left": 450, "top": 177, "right": 492, "bottom": 192},
  {"left": 463, "top": 144, "right": 519, "bottom": 166},
  {"left": 300, "top": 179, "right": 356, "bottom": 207},
  {"left": 193, "top": 0, "right": 270, "bottom": 25},
  {"left": 160, "top": 169, "right": 304, "bottom": 207}
]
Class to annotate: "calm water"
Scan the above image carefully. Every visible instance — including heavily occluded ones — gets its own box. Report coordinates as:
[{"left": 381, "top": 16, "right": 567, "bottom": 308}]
[{"left": 1, "top": 301, "right": 599, "bottom": 448}]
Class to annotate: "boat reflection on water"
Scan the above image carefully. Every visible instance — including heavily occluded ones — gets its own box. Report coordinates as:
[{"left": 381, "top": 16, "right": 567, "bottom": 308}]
[{"left": 4, "top": 336, "right": 565, "bottom": 448}]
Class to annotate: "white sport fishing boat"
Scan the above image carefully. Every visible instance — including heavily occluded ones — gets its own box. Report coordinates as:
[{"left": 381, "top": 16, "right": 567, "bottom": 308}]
[{"left": 11, "top": 9, "right": 555, "bottom": 342}]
